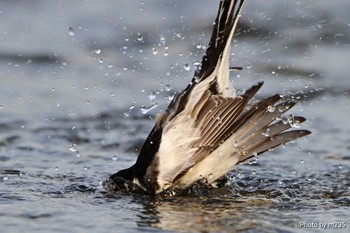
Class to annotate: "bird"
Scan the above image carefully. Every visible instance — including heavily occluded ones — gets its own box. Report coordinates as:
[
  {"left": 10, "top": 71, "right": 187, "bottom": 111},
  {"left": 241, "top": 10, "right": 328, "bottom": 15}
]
[{"left": 105, "top": 0, "right": 311, "bottom": 194}]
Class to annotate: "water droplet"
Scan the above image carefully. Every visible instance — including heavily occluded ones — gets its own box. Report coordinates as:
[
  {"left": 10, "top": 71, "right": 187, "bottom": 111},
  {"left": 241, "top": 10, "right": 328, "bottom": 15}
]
[
  {"left": 183, "top": 63, "right": 190, "bottom": 71},
  {"left": 3, "top": 176, "right": 9, "bottom": 181},
  {"left": 292, "top": 121, "right": 301, "bottom": 128},
  {"left": 286, "top": 115, "right": 301, "bottom": 128},
  {"left": 94, "top": 49, "right": 101, "bottom": 55},
  {"left": 164, "top": 51, "right": 169, "bottom": 56},
  {"left": 129, "top": 105, "right": 135, "bottom": 110},
  {"left": 69, "top": 144, "right": 80, "bottom": 157},
  {"left": 196, "top": 44, "right": 202, "bottom": 49},
  {"left": 167, "top": 93, "right": 175, "bottom": 101},
  {"left": 140, "top": 103, "right": 158, "bottom": 114},
  {"left": 165, "top": 85, "right": 171, "bottom": 92},
  {"left": 193, "top": 61, "right": 202, "bottom": 72},
  {"left": 112, "top": 156, "right": 118, "bottom": 161},
  {"left": 68, "top": 26, "right": 75, "bottom": 36},
  {"left": 98, "top": 58, "right": 103, "bottom": 64},
  {"left": 148, "top": 92, "right": 156, "bottom": 101},
  {"left": 152, "top": 48, "right": 158, "bottom": 55},
  {"left": 262, "top": 129, "right": 270, "bottom": 137},
  {"left": 160, "top": 35, "right": 166, "bottom": 43},
  {"left": 267, "top": 105, "right": 276, "bottom": 112},
  {"left": 69, "top": 144, "right": 77, "bottom": 152},
  {"left": 282, "top": 117, "right": 289, "bottom": 124},
  {"left": 271, "top": 71, "right": 276, "bottom": 75},
  {"left": 193, "top": 76, "right": 200, "bottom": 83},
  {"left": 248, "top": 157, "right": 258, "bottom": 164},
  {"left": 54, "top": 167, "right": 59, "bottom": 171},
  {"left": 300, "top": 160, "right": 304, "bottom": 164},
  {"left": 137, "top": 33, "right": 143, "bottom": 42}
]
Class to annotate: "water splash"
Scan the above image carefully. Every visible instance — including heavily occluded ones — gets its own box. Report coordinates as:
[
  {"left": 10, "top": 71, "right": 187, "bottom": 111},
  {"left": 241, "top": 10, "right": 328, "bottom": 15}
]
[
  {"left": 183, "top": 63, "right": 190, "bottom": 71},
  {"left": 140, "top": 103, "right": 158, "bottom": 115},
  {"left": 68, "top": 27, "right": 75, "bottom": 36}
]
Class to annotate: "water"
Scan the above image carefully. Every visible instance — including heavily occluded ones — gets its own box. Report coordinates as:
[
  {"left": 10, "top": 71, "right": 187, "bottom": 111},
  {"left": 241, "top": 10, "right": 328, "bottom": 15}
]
[{"left": 1, "top": 0, "right": 349, "bottom": 232}]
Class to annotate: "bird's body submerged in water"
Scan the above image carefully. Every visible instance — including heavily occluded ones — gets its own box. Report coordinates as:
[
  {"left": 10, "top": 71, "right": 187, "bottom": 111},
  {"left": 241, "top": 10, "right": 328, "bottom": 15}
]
[{"left": 105, "top": 0, "right": 310, "bottom": 194}]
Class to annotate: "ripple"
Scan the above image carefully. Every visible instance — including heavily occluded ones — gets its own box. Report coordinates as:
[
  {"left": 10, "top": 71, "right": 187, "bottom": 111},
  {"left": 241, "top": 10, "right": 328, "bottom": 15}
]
[
  {"left": 64, "top": 183, "right": 97, "bottom": 194},
  {"left": 0, "top": 52, "right": 64, "bottom": 65}
]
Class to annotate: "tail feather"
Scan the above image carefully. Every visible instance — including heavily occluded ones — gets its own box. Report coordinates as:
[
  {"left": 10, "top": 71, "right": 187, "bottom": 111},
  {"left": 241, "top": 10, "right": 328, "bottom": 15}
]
[
  {"left": 239, "top": 130, "right": 311, "bottom": 163},
  {"left": 160, "top": 0, "right": 246, "bottom": 123},
  {"left": 267, "top": 116, "right": 306, "bottom": 136},
  {"left": 194, "top": 0, "right": 245, "bottom": 95}
]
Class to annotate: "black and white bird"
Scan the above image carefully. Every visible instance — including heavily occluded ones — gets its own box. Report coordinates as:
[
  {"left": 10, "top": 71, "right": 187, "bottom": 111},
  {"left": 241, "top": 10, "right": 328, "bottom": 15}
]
[{"left": 106, "top": 0, "right": 311, "bottom": 194}]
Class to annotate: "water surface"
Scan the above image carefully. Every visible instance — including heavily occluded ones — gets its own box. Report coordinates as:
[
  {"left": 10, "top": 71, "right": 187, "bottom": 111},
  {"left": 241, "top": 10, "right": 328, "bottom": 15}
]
[{"left": 1, "top": 0, "right": 349, "bottom": 232}]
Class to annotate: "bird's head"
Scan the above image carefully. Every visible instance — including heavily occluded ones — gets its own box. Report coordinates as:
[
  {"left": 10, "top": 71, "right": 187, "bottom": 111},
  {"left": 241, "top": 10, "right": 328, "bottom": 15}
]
[{"left": 103, "top": 166, "right": 146, "bottom": 193}]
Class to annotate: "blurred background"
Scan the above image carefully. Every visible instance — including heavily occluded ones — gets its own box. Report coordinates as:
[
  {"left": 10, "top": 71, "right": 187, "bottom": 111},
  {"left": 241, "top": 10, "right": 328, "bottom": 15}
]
[
  {"left": 1, "top": 0, "right": 349, "bottom": 120},
  {"left": 0, "top": 0, "right": 349, "bottom": 232}
]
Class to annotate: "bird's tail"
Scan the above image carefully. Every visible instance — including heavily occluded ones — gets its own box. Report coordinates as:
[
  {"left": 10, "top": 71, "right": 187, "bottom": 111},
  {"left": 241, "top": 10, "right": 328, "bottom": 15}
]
[
  {"left": 195, "top": 0, "right": 245, "bottom": 95},
  {"left": 164, "top": 0, "right": 245, "bottom": 121}
]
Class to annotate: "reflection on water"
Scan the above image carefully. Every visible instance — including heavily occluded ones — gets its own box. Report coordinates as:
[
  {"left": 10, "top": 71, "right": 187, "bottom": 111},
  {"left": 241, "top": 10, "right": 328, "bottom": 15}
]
[
  {"left": 1, "top": 0, "right": 350, "bottom": 232},
  {"left": 112, "top": 166, "right": 349, "bottom": 232}
]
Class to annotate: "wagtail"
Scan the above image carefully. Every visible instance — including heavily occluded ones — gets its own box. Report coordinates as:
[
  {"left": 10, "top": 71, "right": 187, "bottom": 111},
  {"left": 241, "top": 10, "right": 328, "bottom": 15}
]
[{"left": 106, "top": 0, "right": 311, "bottom": 194}]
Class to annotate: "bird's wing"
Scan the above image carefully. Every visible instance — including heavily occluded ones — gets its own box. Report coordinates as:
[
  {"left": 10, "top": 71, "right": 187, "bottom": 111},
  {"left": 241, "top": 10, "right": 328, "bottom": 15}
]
[{"left": 150, "top": 82, "right": 263, "bottom": 193}]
